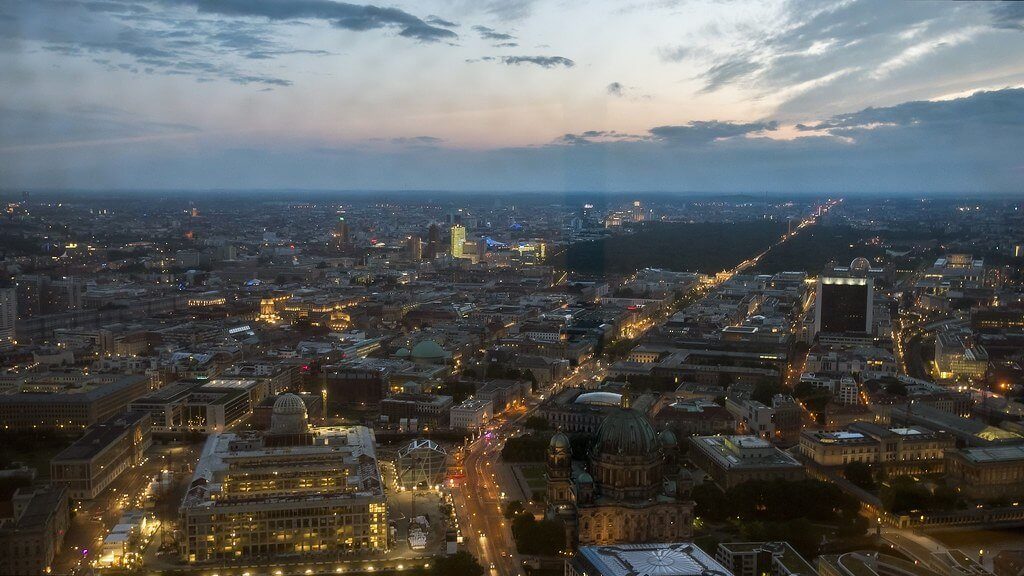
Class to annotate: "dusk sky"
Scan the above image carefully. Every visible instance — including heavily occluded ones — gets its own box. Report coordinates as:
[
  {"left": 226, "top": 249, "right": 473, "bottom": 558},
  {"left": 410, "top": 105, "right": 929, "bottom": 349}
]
[{"left": 2, "top": 0, "right": 1024, "bottom": 192}]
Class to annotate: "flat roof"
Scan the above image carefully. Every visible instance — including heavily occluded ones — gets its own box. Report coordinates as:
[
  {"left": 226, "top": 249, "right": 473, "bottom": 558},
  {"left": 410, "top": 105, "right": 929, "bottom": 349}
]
[
  {"left": 956, "top": 444, "right": 1024, "bottom": 464},
  {"left": 52, "top": 412, "right": 149, "bottom": 462},
  {"left": 576, "top": 543, "right": 732, "bottom": 576}
]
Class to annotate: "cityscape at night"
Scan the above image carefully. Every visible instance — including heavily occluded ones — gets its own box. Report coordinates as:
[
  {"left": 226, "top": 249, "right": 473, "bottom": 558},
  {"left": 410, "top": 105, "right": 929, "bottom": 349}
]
[{"left": 3, "top": 2, "right": 1024, "bottom": 576}]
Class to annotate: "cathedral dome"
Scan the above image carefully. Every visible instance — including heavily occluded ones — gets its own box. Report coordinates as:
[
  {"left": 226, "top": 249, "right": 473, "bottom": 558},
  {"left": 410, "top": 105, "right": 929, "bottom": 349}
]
[
  {"left": 593, "top": 407, "right": 659, "bottom": 458},
  {"left": 410, "top": 339, "right": 445, "bottom": 361},
  {"left": 271, "top": 393, "right": 308, "bottom": 434}
]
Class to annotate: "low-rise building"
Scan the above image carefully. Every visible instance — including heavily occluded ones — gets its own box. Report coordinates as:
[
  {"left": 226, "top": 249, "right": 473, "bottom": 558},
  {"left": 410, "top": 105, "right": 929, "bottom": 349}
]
[
  {"left": 688, "top": 435, "right": 804, "bottom": 490},
  {"left": 798, "top": 422, "right": 953, "bottom": 476},
  {"left": 716, "top": 542, "right": 816, "bottom": 576},
  {"left": 0, "top": 484, "right": 70, "bottom": 576},
  {"left": 946, "top": 444, "right": 1024, "bottom": 501},
  {"left": 51, "top": 411, "right": 152, "bottom": 499},
  {"left": 449, "top": 397, "right": 492, "bottom": 430},
  {"left": 0, "top": 373, "right": 150, "bottom": 431},
  {"left": 379, "top": 393, "right": 453, "bottom": 429},
  {"left": 568, "top": 542, "right": 734, "bottom": 576}
]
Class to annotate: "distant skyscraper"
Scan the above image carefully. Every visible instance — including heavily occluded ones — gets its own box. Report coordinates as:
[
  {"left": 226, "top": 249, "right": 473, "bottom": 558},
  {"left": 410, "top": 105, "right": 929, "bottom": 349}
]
[
  {"left": 334, "top": 216, "right": 350, "bottom": 250},
  {"left": 0, "top": 283, "right": 15, "bottom": 342},
  {"left": 450, "top": 224, "right": 466, "bottom": 258},
  {"left": 425, "top": 223, "right": 440, "bottom": 259},
  {"left": 631, "top": 200, "right": 644, "bottom": 222},
  {"left": 407, "top": 235, "right": 422, "bottom": 260}
]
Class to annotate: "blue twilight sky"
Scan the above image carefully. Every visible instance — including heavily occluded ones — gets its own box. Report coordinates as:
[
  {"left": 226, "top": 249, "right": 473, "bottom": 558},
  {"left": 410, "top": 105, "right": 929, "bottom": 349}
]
[{"left": 1, "top": 0, "right": 1023, "bottom": 193}]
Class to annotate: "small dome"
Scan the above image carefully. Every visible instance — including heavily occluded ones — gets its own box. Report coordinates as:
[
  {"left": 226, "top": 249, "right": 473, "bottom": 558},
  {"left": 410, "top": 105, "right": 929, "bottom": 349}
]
[
  {"left": 593, "top": 407, "right": 659, "bottom": 458},
  {"left": 271, "top": 393, "right": 308, "bottom": 434},
  {"left": 577, "top": 471, "right": 594, "bottom": 484},
  {"left": 410, "top": 339, "right": 445, "bottom": 360},
  {"left": 395, "top": 347, "right": 411, "bottom": 357},
  {"left": 850, "top": 257, "right": 871, "bottom": 274},
  {"left": 658, "top": 428, "right": 678, "bottom": 448},
  {"left": 549, "top": 431, "right": 571, "bottom": 452}
]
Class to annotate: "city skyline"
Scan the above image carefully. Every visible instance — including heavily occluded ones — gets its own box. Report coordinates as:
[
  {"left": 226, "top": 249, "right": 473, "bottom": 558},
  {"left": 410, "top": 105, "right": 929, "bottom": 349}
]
[{"left": 3, "top": 0, "right": 1024, "bottom": 192}]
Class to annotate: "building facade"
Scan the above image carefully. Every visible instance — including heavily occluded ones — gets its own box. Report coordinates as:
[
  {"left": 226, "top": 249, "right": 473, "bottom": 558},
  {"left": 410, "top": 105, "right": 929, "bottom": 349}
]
[{"left": 179, "top": 395, "right": 388, "bottom": 563}]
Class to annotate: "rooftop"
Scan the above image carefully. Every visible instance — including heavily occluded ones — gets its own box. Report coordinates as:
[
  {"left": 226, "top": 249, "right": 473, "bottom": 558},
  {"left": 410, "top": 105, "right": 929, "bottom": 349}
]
[{"left": 575, "top": 543, "right": 733, "bottom": 576}]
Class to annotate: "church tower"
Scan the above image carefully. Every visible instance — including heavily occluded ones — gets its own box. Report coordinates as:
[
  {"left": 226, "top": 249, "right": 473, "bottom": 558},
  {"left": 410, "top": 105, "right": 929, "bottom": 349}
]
[{"left": 546, "top": 431, "right": 573, "bottom": 505}]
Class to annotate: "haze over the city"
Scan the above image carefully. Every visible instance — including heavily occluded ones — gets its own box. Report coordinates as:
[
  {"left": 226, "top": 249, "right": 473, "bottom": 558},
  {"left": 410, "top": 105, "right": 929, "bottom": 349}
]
[{"left": 3, "top": 0, "right": 1024, "bottom": 192}]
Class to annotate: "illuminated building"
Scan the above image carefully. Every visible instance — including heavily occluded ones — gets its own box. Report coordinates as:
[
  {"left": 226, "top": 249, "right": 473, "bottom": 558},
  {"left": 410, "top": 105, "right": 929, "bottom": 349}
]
[
  {"left": 334, "top": 216, "right": 350, "bottom": 250},
  {"left": 450, "top": 224, "right": 466, "bottom": 258},
  {"left": 179, "top": 394, "right": 388, "bottom": 563},
  {"left": 688, "top": 435, "right": 804, "bottom": 490},
  {"left": 0, "top": 283, "right": 14, "bottom": 343},
  {"left": 798, "top": 422, "right": 953, "bottom": 476},
  {"left": 407, "top": 235, "right": 422, "bottom": 260},
  {"left": 257, "top": 292, "right": 291, "bottom": 324},
  {"left": 390, "top": 438, "right": 447, "bottom": 490},
  {"left": 946, "top": 444, "right": 1024, "bottom": 501},
  {"left": 814, "top": 276, "right": 873, "bottom": 337},
  {"left": 0, "top": 373, "right": 151, "bottom": 431},
  {"left": 547, "top": 398, "right": 694, "bottom": 548}
]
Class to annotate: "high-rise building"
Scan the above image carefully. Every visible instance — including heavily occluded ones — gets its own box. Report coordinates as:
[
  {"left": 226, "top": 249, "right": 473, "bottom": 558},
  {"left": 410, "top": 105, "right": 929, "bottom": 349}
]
[
  {"left": 0, "top": 283, "right": 15, "bottom": 342},
  {"left": 179, "top": 394, "right": 388, "bottom": 563},
  {"left": 334, "top": 216, "right": 350, "bottom": 250},
  {"left": 813, "top": 262, "right": 874, "bottom": 338},
  {"left": 425, "top": 223, "right": 440, "bottom": 259},
  {"left": 450, "top": 224, "right": 466, "bottom": 259},
  {"left": 407, "top": 235, "right": 422, "bottom": 260}
]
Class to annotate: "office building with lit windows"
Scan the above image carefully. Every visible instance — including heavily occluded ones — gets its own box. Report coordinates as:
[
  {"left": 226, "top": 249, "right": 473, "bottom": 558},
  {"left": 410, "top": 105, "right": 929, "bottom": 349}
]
[
  {"left": 450, "top": 224, "right": 466, "bottom": 258},
  {"left": 0, "top": 373, "right": 151, "bottom": 431},
  {"left": 179, "top": 394, "right": 387, "bottom": 563}
]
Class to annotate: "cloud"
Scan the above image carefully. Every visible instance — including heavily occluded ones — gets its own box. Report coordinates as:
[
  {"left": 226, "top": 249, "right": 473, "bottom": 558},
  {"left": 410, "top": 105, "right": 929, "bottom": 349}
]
[
  {"left": 500, "top": 55, "right": 574, "bottom": 68},
  {"left": 607, "top": 82, "right": 625, "bottom": 97},
  {"left": 6, "top": 89, "right": 1024, "bottom": 194},
  {"left": 425, "top": 15, "right": 458, "bottom": 28},
  {"left": 797, "top": 87, "right": 1024, "bottom": 134},
  {"left": 649, "top": 120, "right": 779, "bottom": 145},
  {"left": 167, "top": 0, "right": 459, "bottom": 43},
  {"left": 472, "top": 25, "right": 514, "bottom": 41},
  {"left": 668, "top": 0, "right": 1019, "bottom": 115},
  {"left": 390, "top": 136, "right": 444, "bottom": 146},
  {"left": 990, "top": 3, "right": 1024, "bottom": 30},
  {"left": 492, "top": 42, "right": 518, "bottom": 48},
  {"left": 482, "top": 0, "right": 535, "bottom": 21}
]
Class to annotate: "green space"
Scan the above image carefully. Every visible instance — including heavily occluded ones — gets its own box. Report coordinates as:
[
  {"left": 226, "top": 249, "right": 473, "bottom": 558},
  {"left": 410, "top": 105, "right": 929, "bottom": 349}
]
[
  {"left": 518, "top": 463, "right": 547, "bottom": 501},
  {"left": 692, "top": 478, "right": 867, "bottom": 558},
  {"left": 0, "top": 432, "right": 77, "bottom": 480},
  {"left": 751, "top": 225, "right": 887, "bottom": 274},
  {"left": 548, "top": 221, "right": 786, "bottom": 275}
]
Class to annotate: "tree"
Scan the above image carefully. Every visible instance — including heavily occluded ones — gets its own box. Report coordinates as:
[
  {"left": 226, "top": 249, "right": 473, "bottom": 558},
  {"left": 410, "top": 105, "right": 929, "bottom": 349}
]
[
  {"left": 844, "top": 461, "right": 876, "bottom": 491},
  {"left": 524, "top": 416, "right": 549, "bottom": 431},
  {"left": 511, "top": 513, "right": 565, "bottom": 556},
  {"left": 751, "top": 381, "right": 783, "bottom": 405},
  {"left": 429, "top": 551, "right": 485, "bottom": 576},
  {"left": 503, "top": 500, "right": 525, "bottom": 519}
]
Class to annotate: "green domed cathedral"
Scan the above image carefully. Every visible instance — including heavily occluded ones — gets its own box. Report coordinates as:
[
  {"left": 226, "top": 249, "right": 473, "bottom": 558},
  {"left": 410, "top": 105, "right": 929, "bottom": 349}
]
[{"left": 546, "top": 395, "right": 694, "bottom": 549}]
